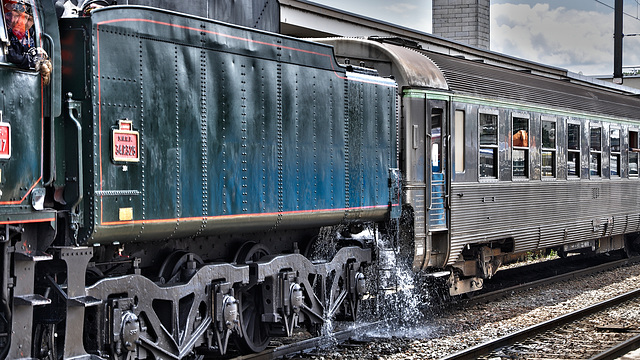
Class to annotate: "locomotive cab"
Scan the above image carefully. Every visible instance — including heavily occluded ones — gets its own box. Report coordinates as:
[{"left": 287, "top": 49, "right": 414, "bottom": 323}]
[
  {"left": 0, "top": 0, "right": 66, "bottom": 358},
  {"left": 0, "top": 0, "right": 62, "bottom": 209}
]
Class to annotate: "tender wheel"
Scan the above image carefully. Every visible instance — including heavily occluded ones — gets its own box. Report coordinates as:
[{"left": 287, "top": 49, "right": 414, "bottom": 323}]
[
  {"left": 304, "top": 235, "right": 337, "bottom": 262},
  {"left": 233, "top": 243, "right": 271, "bottom": 353},
  {"left": 33, "top": 323, "right": 57, "bottom": 360},
  {"left": 157, "top": 250, "right": 203, "bottom": 285}
]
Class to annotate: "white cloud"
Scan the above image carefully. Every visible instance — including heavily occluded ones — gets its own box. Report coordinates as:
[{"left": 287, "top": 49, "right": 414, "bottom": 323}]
[
  {"left": 491, "top": 3, "right": 618, "bottom": 75},
  {"left": 383, "top": 3, "right": 419, "bottom": 14},
  {"left": 314, "top": 0, "right": 432, "bottom": 33}
]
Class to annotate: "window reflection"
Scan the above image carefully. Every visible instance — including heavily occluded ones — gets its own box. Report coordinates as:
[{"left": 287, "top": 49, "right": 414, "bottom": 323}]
[
  {"left": 568, "top": 153, "right": 579, "bottom": 177},
  {"left": 542, "top": 120, "right": 556, "bottom": 178},
  {"left": 479, "top": 148, "right": 497, "bottom": 178},
  {"left": 542, "top": 151, "right": 555, "bottom": 177},
  {"left": 610, "top": 129, "right": 620, "bottom": 152},
  {"left": 568, "top": 124, "right": 580, "bottom": 177},
  {"left": 590, "top": 127, "right": 601, "bottom": 151},
  {"left": 611, "top": 129, "right": 620, "bottom": 177},
  {"left": 480, "top": 113, "right": 497, "bottom": 146},
  {"left": 513, "top": 149, "right": 527, "bottom": 177},
  {"left": 630, "top": 131, "right": 638, "bottom": 178},
  {"left": 568, "top": 124, "right": 580, "bottom": 150},
  {"left": 512, "top": 117, "right": 529, "bottom": 178},
  {"left": 479, "top": 113, "right": 498, "bottom": 178},
  {"left": 630, "top": 152, "right": 639, "bottom": 176},
  {"left": 590, "top": 127, "right": 601, "bottom": 177},
  {"left": 610, "top": 155, "right": 619, "bottom": 176}
]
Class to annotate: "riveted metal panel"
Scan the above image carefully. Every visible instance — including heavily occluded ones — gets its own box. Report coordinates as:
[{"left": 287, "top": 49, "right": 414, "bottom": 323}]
[
  {"left": 0, "top": 68, "right": 43, "bottom": 215},
  {"left": 117, "top": 0, "right": 280, "bottom": 33},
  {"left": 278, "top": 62, "right": 350, "bottom": 226},
  {"left": 67, "top": 6, "right": 398, "bottom": 244},
  {"left": 346, "top": 74, "right": 397, "bottom": 214}
]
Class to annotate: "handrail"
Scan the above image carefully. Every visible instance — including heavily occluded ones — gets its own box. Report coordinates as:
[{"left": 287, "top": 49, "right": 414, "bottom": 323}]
[
  {"left": 42, "top": 32, "right": 56, "bottom": 186},
  {"left": 66, "top": 93, "right": 83, "bottom": 243},
  {"left": 426, "top": 132, "right": 432, "bottom": 210}
]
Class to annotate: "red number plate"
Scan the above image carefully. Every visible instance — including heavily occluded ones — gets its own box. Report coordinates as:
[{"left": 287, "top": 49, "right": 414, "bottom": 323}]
[
  {"left": 0, "top": 123, "right": 11, "bottom": 159},
  {"left": 112, "top": 129, "right": 139, "bottom": 162}
]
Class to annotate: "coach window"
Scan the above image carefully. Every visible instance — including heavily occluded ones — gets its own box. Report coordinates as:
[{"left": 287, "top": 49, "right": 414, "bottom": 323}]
[
  {"left": 629, "top": 130, "right": 639, "bottom": 177},
  {"left": 512, "top": 117, "right": 529, "bottom": 178},
  {"left": 541, "top": 119, "right": 556, "bottom": 178},
  {"left": 431, "top": 109, "right": 443, "bottom": 172},
  {"left": 479, "top": 112, "right": 498, "bottom": 178},
  {"left": 590, "top": 126, "right": 602, "bottom": 177},
  {"left": 610, "top": 128, "right": 621, "bottom": 177},
  {"left": 567, "top": 123, "right": 581, "bottom": 178},
  {"left": 454, "top": 110, "right": 465, "bottom": 173}
]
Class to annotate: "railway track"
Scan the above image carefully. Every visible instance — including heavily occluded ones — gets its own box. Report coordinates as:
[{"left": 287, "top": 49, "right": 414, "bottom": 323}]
[
  {"left": 442, "top": 288, "right": 640, "bottom": 359},
  {"left": 464, "top": 256, "right": 640, "bottom": 307},
  {"left": 212, "top": 321, "right": 383, "bottom": 360},
  {"left": 221, "top": 256, "right": 640, "bottom": 360}
]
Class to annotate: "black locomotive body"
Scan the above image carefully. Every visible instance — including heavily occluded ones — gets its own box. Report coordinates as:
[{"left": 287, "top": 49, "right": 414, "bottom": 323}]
[
  {"left": 3, "top": 0, "right": 640, "bottom": 359},
  {"left": 1, "top": 1, "right": 399, "bottom": 358}
]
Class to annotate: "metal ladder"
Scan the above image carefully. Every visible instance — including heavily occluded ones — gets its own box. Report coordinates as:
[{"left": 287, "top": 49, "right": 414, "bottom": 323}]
[{"left": 429, "top": 172, "right": 447, "bottom": 230}]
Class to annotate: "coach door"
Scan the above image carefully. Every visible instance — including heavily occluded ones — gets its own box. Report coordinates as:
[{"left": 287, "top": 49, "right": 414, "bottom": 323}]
[
  {"left": 403, "top": 93, "right": 449, "bottom": 270},
  {"left": 427, "top": 100, "right": 447, "bottom": 231}
]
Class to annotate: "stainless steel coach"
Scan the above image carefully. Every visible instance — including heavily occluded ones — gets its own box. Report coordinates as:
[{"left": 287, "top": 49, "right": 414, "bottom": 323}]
[{"left": 318, "top": 37, "right": 640, "bottom": 295}]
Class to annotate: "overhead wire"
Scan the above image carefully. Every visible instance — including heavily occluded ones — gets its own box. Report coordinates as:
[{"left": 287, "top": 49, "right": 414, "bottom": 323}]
[
  {"left": 597, "top": 0, "right": 640, "bottom": 73},
  {"left": 594, "top": 0, "right": 640, "bottom": 21}
]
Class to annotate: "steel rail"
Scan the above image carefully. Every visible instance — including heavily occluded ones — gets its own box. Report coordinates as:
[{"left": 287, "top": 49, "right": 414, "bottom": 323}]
[
  {"left": 225, "top": 257, "right": 640, "bottom": 360},
  {"left": 464, "top": 256, "right": 640, "bottom": 306},
  {"left": 441, "top": 288, "right": 640, "bottom": 360},
  {"left": 588, "top": 333, "right": 640, "bottom": 360},
  {"left": 231, "top": 321, "right": 384, "bottom": 360}
]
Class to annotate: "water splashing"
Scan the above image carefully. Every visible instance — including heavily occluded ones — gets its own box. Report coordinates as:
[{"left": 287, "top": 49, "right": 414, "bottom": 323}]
[{"left": 369, "top": 224, "right": 435, "bottom": 338}]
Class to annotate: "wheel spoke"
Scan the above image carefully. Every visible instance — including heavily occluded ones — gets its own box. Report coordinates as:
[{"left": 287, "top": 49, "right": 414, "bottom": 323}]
[{"left": 233, "top": 243, "right": 272, "bottom": 353}]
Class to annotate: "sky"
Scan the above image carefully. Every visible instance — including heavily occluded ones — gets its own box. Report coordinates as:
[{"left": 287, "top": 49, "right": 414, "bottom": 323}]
[{"left": 310, "top": 0, "right": 640, "bottom": 76}]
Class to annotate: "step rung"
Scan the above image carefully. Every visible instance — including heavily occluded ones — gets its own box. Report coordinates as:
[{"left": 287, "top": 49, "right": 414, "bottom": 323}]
[
  {"left": 14, "top": 294, "right": 51, "bottom": 307},
  {"left": 14, "top": 251, "right": 53, "bottom": 262},
  {"left": 69, "top": 296, "right": 102, "bottom": 307}
]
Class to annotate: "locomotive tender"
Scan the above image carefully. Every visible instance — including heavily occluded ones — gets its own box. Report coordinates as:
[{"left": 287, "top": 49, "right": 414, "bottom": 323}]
[{"left": 2, "top": 0, "right": 640, "bottom": 359}]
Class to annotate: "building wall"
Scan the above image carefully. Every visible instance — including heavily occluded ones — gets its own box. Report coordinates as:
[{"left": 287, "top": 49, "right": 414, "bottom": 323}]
[{"left": 432, "top": 0, "right": 490, "bottom": 49}]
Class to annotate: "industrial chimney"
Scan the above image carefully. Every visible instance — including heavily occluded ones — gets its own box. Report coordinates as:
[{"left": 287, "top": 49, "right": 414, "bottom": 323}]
[{"left": 432, "top": 0, "right": 490, "bottom": 49}]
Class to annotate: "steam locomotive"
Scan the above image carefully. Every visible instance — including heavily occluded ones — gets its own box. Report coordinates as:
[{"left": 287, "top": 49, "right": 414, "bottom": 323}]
[{"left": 2, "top": 0, "right": 640, "bottom": 359}]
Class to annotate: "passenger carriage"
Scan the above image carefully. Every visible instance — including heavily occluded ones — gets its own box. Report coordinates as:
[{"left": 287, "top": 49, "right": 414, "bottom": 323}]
[{"left": 319, "top": 37, "right": 640, "bottom": 295}]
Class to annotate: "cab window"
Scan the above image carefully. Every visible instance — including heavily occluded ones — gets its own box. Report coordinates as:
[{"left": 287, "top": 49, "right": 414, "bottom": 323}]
[
  {"left": 0, "top": 1, "right": 8, "bottom": 62},
  {"left": 2, "top": 0, "right": 38, "bottom": 69}
]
